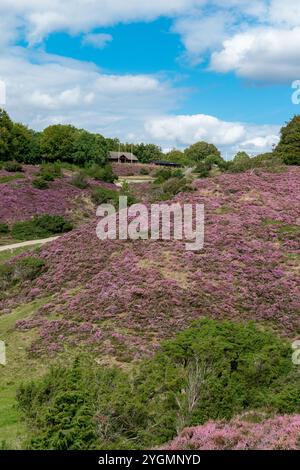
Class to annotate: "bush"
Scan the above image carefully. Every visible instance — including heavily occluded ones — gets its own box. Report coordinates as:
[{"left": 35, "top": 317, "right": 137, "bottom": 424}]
[
  {"left": 0, "top": 222, "right": 9, "bottom": 234},
  {"left": 0, "top": 256, "right": 45, "bottom": 289},
  {"left": 18, "top": 319, "right": 299, "bottom": 450},
  {"left": 196, "top": 160, "right": 211, "bottom": 178},
  {"left": 12, "top": 214, "right": 73, "bottom": 241},
  {"left": 140, "top": 167, "right": 149, "bottom": 175},
  {"left": 71, "top": 171, "right": 89, "bottom": 189},
  {"left": 160, "top": 177, "right": 193, "bottom": 198},
  {"left": 3, "top": 161, "right": 23, "bottom": 172},
  {"left": 86, "top": 164, "right": 117, "bottom": 183},
  {"left": 32, "top": 177, "right": 49, "bottom": 189},
  {"left": 91, "top": 186, "right": 119, "bottom": 206},
  {"left": 37, "top": 163, "right": 62, "bottom": 182},
  {"left": 13, "top": 257, "right": 46, "bottom": 282},
  {"left": 154, "top": 168, "right": 183, "bottom": 184}
]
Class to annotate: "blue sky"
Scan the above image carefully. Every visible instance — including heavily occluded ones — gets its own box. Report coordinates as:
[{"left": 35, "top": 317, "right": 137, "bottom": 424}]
[{"left": 1, "top": 1, "right": 300, "bottom": 157}]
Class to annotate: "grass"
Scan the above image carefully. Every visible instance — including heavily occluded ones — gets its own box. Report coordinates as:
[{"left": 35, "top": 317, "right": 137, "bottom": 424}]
[
  {"left": 0, "top": 173, "right": 24, "bottom": 184},
  {"left": 0, "top": 298, "right": 51, "bottom": 449},
  {"left": 0, "top": 244, "right": 41, "bottom": 264},
  {"left": 0, "top": 286, "right": 91, "bottom": 449}
]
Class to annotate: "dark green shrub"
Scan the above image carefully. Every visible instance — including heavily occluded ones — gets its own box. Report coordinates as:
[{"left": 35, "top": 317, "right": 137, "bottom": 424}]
[
  {"left": 12, "top": 215, "right": 73, "bottom": 240},
  {"left": 154, "top": 168, "right": 183, "bottom": 184},
  {"left": 13, "top": 257, "right": 46, "bottom": 281},
  {"left": 17, "top": 319, "right": 299, "bottom": 450},
  {"left": 3, "top": 161, "right": 23, "bottom": 172},
  {"left": 0, "top": 222, "right": 9, "bottom": 234},
  {"left": 91, "top": 186, "right": 119, "bottom": 206},
  {"left": 0, "top": 264, "right": 14, "bottom": 289},
  {"left": 34, "top": 214, "right": 73, "bottom": 235},
  {"left": 71, "top": 171, "right": 89, "bottom": 189},
  {"left": 140, "top": 167, "right": 149, "bottom": 175},
  {"left": 196, "top": 160, "right": 211, "bottom": 178},
  {"left": 161, "top": 177, "right": 193, "bottom": 197},
  {"left": 38, "top": 163, "right": 63, "bottom": 181},
  {"left": 32, "top": 177, "right": 49, "bottom": 189},
  {"left": 0, "top": 256, "right": 45, "bottom": 289},
  {"left": 86, "top": 164, "right": 116, "bottom": 183}
]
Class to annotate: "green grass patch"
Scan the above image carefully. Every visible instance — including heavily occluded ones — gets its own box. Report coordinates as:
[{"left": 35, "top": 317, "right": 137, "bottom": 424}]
[
  {"left": 0, "top": 245, "right": 41, "bottom": 264},
  {"left": 0, "top": 298, "right": 51, "bottom": 449},
  {"left": 0, "top": 173, "right": 24, "bottom": 184}
]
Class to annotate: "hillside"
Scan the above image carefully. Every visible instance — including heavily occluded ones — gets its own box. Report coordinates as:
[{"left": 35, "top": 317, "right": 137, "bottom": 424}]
[
  {"left": 0, "top": 165, "right": 117, "bottom": 226},
  {"left": 0, "top": 167, "right": 299, "bottom": 449}
]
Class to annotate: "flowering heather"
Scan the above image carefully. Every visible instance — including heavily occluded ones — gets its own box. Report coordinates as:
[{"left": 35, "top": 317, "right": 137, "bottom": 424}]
[
  {"left": 164, "top": 414, "right": 300, "bottom": 450},
  {"left": 2, "top": 168, "right": 299, "bottom": 358},
  {"left": 0, "top": 165, "right": 117, "bottom": 223},
  {"left": 112, "top": 163, "right": 156, "bottom": 176}
]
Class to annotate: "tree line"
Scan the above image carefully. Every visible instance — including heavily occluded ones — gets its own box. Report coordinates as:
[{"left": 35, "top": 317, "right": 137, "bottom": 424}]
[{"left": 1, "top": 108, "right": 299, "bottom": 166}]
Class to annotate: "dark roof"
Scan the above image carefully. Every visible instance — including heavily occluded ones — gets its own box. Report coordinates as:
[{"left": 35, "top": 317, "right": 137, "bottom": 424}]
[
  {"left": 151, "top": 160, "right": 182, "bottom": 167},
  {"left": 108, "top": 151, "right": 138, "bottom": 161}
]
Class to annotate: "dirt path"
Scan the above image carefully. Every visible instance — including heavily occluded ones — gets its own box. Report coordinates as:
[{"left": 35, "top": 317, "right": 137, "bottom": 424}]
[{"left": 0, "top": 236, "right": 60, "bottom": 252}]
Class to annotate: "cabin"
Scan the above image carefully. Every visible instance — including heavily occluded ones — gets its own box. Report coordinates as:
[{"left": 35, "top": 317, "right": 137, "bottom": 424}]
[{"left": 108, "top": 151, "right": 138, "bottom": 164}]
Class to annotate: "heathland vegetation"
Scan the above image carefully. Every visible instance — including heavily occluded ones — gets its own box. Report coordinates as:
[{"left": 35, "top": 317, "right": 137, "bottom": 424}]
[{"left": 0, "top": 110, "right": 300, "bottom": 449}]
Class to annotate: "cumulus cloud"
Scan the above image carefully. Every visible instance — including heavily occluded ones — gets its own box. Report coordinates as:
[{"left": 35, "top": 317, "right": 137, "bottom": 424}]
[
  {"left": 0, "top": 0, "right": 204, "bottom": 44},
  {"left": 173, "top": 13, "right": 230, "bottom": 63},
  {"left": 0, "top": 1, "right": 299, "bottom": 83},
  {"left": 0, "top": 48, "right": 177, "bottom": 140},
  {"left": 145, "top": 114, "right": 280, "bottom": 155},
  {"left": 210, "top": 26, "right": 300, "bottom": 82}
]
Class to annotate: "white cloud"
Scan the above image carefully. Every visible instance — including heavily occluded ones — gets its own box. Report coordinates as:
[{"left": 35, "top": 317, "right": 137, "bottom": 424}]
[
  {"left": 0, "top": 0, "right": 205, "bottom": 45},
  {"left": 0, "top": 48, "right": 177, "bottom": 140},
  {"left": 145, "top": 113, "right": 280, "bottom": 155},
  {"left": 82, "top": 33, "right": 113, "bottom": 49},
  {"left": 173, "top": 13, "right": 230, "bottom": 63},
  {"left": 269, "top": 0, "right": 300, "bottom": 27},
  {"left": 210, "top": 26, "right": 300, "bottom": 82}
]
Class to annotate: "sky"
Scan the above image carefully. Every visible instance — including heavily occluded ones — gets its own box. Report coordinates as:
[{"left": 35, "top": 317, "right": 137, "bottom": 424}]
[{"left": 0, "top": 0, "right": 300, "bottom": 157}]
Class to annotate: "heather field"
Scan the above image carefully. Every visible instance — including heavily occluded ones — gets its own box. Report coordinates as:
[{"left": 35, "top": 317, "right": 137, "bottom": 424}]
[
  {"left": 0, "top": 165, "right": 117, "bottom": 226},
  {"left": 164, "top": 414, "right": 300, "bottom": 450},
  {"left": 1, "top": 167, "right": 300, "bottom": 449}
]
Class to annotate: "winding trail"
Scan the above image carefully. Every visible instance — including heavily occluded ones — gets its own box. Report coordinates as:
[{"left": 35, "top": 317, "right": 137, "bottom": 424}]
[{"left": 0, "top": 236, "right": 60, "bottom": 252}]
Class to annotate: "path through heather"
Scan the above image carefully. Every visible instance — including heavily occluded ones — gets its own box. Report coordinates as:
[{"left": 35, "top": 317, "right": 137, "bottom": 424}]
[{"left": 0, "top": 236, "right": 60, "bottom": 252}]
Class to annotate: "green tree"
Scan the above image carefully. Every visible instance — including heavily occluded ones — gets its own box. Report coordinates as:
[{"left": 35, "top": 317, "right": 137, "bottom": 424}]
[
  {"left": 275, "top": 115, "right": 300, "bottom": 165},
  {"left": 72, "top": 130, "right": 107, "bottom": 165},
  {"left": 0, "top": 108, "right": 13, "bottom": 161},
  {"left": 233, "top": 151, "right": 251, "bottom": 163},
  {"left": 184, "top": 141, "right": 221, "bottom": 162},
  {"left": 11, "top": 123, "right": 37, "bottom": 163},
  {"left": 40, "top": 124, "right": 77, "bottom": 162},
  {"left": 165, "top": 149, "right": 188, "bottom": 165},
  {"left": 134, "top": 143, "right": 162, "bottom": 163}
]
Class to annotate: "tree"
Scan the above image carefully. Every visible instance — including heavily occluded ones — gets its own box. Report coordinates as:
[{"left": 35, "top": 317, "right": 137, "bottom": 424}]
[
  {"left": 233, "top": 151, "right": 251, "bottom": 163},
  {"left": 0, "top": 108, "right": 13, "bottom": 161},
  {"left": 134, "top": 143, "right": 162, "bottom": 163},
  {"left": 165, "top": 149, "right": 188, "bottom": 166},
  {"left": 72, "top": 130, "right": 107, "bottom": 166},
  {"left": 106, "top": 137, "right": 120, "bottom": 152},
  {"left": 40, "top": 124, "right": 77, "bottom": 162},
  {"left": 184, "top": 141, "right": 221, "bottom": 162},
  {"left": 275, "top": 115, "right": 300, "bottom": 165},
  {"left": 11, "top": 123, "right": 38, "bottom": 163}
]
